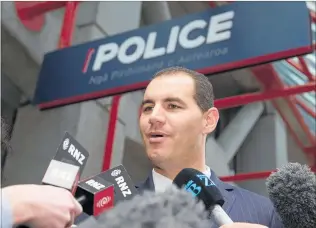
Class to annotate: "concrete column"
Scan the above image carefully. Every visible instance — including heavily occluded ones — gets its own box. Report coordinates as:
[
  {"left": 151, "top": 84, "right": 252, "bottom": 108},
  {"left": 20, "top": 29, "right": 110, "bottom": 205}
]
[
  {"left": 1, "top": 2, "right": 142, "bottom": 186},
  {"left": 217, "top": 102, "right": 264, "bottom": 162},
  {"left": 206, "top": 137, "right": 233, "bottom": 176},
  {"left": 142, "top": 1, "right": 172, "bottom": 24},
  {"left": 235, "top": 105, "right": 288, "bottom": 196}
]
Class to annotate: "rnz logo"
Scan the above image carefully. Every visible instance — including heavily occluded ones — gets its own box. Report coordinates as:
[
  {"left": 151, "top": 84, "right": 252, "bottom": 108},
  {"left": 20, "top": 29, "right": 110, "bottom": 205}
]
[
  {"left": 96, "top": 196, "right": 111, "bottom": 208},
  {"left": 62, "top": 138, "right": 86, "bottom": 165},
  {"left": 111, "top": 169, "right": 121, "bottom": 177}
]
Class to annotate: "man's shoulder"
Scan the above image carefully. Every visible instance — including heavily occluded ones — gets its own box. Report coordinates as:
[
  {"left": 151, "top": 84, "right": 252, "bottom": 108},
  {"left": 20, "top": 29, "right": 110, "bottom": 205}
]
[
  {"left": 225, "top": 184, "right": 284, "bottom": 227},
  {"left": 231, "top": 183, "right": 274, "bottom": 207}
]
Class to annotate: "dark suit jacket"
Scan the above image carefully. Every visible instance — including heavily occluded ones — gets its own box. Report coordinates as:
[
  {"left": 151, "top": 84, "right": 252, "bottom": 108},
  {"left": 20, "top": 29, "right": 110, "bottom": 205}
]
[{"left": 135, "top": 170, "right": 285, "bottom": 228}]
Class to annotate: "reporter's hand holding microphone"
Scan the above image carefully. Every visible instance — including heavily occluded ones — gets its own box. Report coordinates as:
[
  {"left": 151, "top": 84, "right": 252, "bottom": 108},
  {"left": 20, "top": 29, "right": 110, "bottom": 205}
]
[
  {"left": 1, "top": 131, "right": 88, "bottom": 228},
  {"left": 2, "top": 184, "right": 82, "bottom": 228}
]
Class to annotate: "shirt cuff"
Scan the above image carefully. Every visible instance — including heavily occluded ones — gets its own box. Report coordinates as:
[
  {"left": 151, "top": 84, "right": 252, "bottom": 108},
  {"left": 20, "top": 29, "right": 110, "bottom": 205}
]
[{"left": 1, "top": 191, "right": 14, "bottom": 228}]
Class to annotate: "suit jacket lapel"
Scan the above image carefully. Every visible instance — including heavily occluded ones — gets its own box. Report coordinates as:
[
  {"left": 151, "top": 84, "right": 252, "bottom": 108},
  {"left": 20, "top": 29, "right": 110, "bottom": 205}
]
[
  {"left": 209, "top": 170, "right": 236, "bottom": 227},
  {"left": 135, "top": 172, "right": 155, "bottom": 193},
  {"left": 210, "top": 170, "right": 235, "bottom": 213}
]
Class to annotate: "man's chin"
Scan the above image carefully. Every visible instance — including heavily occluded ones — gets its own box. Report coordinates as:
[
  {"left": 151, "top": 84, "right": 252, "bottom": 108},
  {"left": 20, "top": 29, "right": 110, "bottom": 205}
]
[{"left": 147, "top": 150, "right": 167, "bottom": 162}]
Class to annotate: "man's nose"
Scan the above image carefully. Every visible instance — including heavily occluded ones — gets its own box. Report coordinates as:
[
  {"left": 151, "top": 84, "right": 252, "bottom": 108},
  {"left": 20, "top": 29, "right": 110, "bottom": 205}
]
[{"left": 148, "top": 106, "right": 165, "bottom": 125}]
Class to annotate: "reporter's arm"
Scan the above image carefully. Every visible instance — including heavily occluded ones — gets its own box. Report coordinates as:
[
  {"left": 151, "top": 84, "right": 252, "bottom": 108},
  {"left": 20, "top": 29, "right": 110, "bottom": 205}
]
[
  {"left": 2, "top": 184, "right": 82, "bottom": 228},
  {"left": 1, "top": 191, "right": 14, "bottom": 228}
]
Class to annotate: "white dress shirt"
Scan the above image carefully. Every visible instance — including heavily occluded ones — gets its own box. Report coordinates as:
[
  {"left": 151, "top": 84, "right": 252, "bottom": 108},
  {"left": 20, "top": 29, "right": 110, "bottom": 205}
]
[{"left": 152, "top": 166, "right": 212, "bottom": 192}]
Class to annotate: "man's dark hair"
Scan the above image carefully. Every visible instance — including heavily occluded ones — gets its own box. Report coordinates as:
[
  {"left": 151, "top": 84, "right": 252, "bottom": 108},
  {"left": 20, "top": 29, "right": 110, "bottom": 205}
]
[{"left": 152, "top": 66, "right": 214, "bottom": 112}]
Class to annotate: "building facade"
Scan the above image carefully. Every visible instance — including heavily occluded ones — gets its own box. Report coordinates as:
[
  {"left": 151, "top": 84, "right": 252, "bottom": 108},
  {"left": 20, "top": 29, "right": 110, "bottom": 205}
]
[{"left": 1, "top": 1, "right": 315, "bottom": 197}]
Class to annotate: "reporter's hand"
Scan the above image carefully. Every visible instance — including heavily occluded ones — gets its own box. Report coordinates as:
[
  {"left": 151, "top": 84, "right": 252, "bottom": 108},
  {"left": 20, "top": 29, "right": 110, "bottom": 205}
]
[
  {"left": 220, "top": 223, "right": 268, "bottom": 228},
  {"left": 3, "top": 184, "right": 82, "bottom": 228}
]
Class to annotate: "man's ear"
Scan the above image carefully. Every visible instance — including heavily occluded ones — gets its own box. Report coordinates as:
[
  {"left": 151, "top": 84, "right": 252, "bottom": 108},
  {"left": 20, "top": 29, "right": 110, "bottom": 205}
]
[{"left": 203, "top": 107, "right": 219, "bottom": 135}]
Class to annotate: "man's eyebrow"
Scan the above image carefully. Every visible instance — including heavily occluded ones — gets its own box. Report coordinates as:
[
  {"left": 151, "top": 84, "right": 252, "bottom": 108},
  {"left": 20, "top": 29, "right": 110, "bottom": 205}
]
[
  {"left": 141, "top": 99, "right": 154, "bottom": 106},
  {"left": 141, "top": 97, "right": 186, "bottom": 106},
  {"left": 164, "top": 97, "right": 186, "bottom": 105}
]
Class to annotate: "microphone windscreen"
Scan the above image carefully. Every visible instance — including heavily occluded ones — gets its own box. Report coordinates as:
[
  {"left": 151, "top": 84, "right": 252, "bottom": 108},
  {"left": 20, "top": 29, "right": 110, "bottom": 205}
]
[
  {"left": 76, "top": 216, "right": 102, "bottom": 228},
  {"left": 93, "top": 185, "right": 211, "bottom": 228},
  {"left": 266, "top": 162, "right": 316, "bottom": 228}
]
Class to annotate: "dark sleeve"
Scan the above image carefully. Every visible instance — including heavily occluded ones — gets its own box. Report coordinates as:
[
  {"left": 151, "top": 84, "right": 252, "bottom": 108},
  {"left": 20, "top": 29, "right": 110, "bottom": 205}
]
[{"left": 269, "top": 208, "right": 284, "bottom": 228}]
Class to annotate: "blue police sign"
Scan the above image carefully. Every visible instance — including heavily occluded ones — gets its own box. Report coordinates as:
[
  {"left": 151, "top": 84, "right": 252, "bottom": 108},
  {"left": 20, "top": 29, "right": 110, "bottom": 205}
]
[{"left": 34, "top": 2, "right": 312, "bottom": 109}]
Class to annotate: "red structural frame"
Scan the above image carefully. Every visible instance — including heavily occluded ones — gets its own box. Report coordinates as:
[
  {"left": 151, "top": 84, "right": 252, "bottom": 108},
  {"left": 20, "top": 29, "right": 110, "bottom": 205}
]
[{"left": 15, "top": 1, "right": 316, "bottom": 182}]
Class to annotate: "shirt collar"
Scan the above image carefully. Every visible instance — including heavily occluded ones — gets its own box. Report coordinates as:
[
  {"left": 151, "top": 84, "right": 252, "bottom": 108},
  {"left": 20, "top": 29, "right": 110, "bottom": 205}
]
[{"left": 152, "top": 166, "right": 212, "bottom": 192}]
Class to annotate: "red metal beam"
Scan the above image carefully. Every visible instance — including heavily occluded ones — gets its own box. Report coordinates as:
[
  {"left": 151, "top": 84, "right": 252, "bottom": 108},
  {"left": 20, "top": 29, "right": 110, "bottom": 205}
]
[
  {"left": 298, "top": 56, "right": 315, "bottom": 81},
  {"left": 295, "top": 98, "right": 316, "bottom": 119},
  {"left": 58, "top": 2, "right": 79, "bottom": 48},
  {"left": 102, "top": 96, "right": 122, "bottom": 171},
  {"left": 16, "top": 1, "right": 68, "bottom": 20},
  {"left": 208, "top": 2, "right": 218, "bottom": 8},
  {"left": 286, "top": 59, "right": 316, "bottom": 81},
  {"left": 286, "top": 59, "right": 315, "bottom": 81},
  {"left": 288, "top": 96, "right": 316, "bottom": 145},
  {"left": 220, "top": 168, "right": 316, "bottom": 182},
  {"left": 304, "top": 146, "right": 316, "bottom": 155},
  {"left": 311, "top": 10, "right": 316, "bottom": 23},
  {"left": 214, "top": 82, "right": 316, "bottom": 109},
  {"left": 271, "top": 101, "right": 308, "bottom": 149},
  {"left": 220, "top": 170, "right": 273, "bottom": 182},
  {"left": 253, "top": 63, "right": 316, "bottom": 146}
]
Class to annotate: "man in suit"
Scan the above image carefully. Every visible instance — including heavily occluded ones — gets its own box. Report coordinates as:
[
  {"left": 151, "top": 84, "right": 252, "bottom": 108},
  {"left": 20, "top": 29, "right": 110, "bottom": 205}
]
[{"left": 136, "top": 66, "right": 284, "bottom": 228}]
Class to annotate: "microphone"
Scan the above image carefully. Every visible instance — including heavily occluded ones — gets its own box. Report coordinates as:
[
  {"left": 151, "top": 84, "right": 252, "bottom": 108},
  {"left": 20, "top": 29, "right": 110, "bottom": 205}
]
[
  {"left": 173, "top": 168, "right": 233, "bottom": 226},
  {"left": 76, "top": 185, "right": 211, "bottom": 228},
  {"left": 75, "top": 174, "right": 115, "bottom": 217},
  {"left": 17, "top": 132, "right": 91, "bottom": 228},
  {"left": 42, "top": 159, "right": 115, "bottom": 217},
  {"left": 74, "top": 164, "right": 137, "bottom": 224},
  {"left": 41, "top": 132, "right": 91, "bottom": 196},
  {"left": 266, "top": 162, "right": 316, "bottom": 228},
  {"left": 96, "top": 164, "right": 139, "bottom": 204},
  {"left": 42, "top": 159, "right": 81, "bottom": 195},
  {"left": 53, "top": 132, "right": 90, "bottom": 176}
]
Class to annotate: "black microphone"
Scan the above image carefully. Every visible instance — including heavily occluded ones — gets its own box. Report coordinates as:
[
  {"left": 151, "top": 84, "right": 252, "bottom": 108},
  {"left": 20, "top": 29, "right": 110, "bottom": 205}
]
[
  {"left": 74, "top": 164, "right": 137, "bottom": 224},
  {"left": 266, "top": 162, "right": 316, "bottom": 228},
  {"left": 42, "top": 159, "right": 81, "bottom": 195},
  {"left": 75, "top": 173, "right": 115, "bottom": 217},
  {"left": 96, "top": 164, "right": 139, "bottom": 204},
  {"left": 76, "top": 185, "right": 211, "bottom": 228},
  {"left": 43, "top": 159, "right": 116, "bottom": 217},
  {"left": 16, "top": 132, "right": 91, "bottom": 228},
  {"left": 173, "top": 168, "right": 233, "bottom": 226},
  {"left": 53, "top": 132, "right": 90, "bottom": 176}
]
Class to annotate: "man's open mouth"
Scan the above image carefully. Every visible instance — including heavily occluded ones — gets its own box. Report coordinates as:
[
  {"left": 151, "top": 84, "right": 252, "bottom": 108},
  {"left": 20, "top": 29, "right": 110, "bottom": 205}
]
[{"left": 150, "top": 134, "right": 164, "bottom": 138}]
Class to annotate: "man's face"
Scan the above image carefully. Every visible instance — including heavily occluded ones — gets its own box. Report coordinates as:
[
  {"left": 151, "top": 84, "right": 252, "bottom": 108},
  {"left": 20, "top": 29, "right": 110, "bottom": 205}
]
[{"left": 139, "top": 73, "right": 218, "bottom": 168}]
